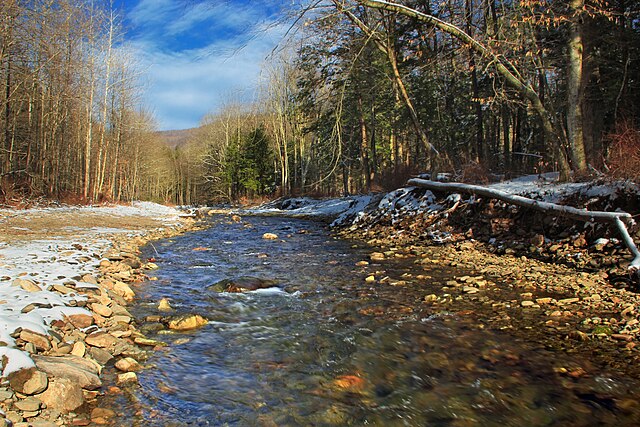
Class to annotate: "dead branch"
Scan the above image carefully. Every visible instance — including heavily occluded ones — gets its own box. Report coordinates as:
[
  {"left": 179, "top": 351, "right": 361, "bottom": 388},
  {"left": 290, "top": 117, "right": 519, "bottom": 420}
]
[{"left": 408, "top": 178, "right": 640, "bottom": 273}]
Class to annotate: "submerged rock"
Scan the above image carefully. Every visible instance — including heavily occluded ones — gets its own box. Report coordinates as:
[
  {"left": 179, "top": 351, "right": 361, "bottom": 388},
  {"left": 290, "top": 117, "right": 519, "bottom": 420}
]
[
  {"left": 166, "top": 314, "right": 208, "bottom": 331},
  {"left": 208, "top": 277, "right": 279, "bottom": 293},
  {"left": 158, "top": 297, "right": 173, "bottom": 312}
]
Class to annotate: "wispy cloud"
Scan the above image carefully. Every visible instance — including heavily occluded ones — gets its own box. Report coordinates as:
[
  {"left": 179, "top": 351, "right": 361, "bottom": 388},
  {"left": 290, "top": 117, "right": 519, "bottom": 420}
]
[{"left": 124, "top": 0, "right": 287, "bottom": 130}]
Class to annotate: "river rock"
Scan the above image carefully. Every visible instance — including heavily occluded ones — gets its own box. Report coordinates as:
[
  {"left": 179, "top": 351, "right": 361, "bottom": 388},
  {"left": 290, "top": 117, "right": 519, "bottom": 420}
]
[
  {"left": 112, "top": 281, "right": 135, "bottom": 301},
  {"left": 71, "top": 341, "right": 86, "bottom": 357},
  {"left": 91, "top": 303, "right": 112, "bottom": 317},
  {"left": 8, "top": 368, "right": 48, "bottom": 395},
  {"left": 530, "top": 234, "right": 545, "bottom": 247},
  {"left": 66, "top": 313, "right": 94, "bottom": 329},
  {"left": 33, "top": 355, "right": 101, "bottom": 390},
  {"left": 14, "top": 396, "right": 42, "bottom": 412},
  {"left": 82, "top": 274, "right": 99, "bottom": 285},
  {"left": 158, "top": 298, "right": 172, "bottom": 312},
  {"left": 424, "top": 294, "right": 438, "bottom": 303},
  {"left": 38, "top": 378, "right": 84, "bottom": 413},
  {"left": 19, "top": 330, "right": 52, "bottom": 351},
  {"left": 208, "top": 277, "right": 278, "bottom": 293},
  {"left": 85, "top": 331, "right": 118, "bottom": 349},
  {"left": 12, "top": 278, "right": 42, "bottom": 293},
  {"left": 122, "top": 257, "right": 142, "bottom": 269},
  {"left": 115, "top": 357, "right": 142, "bottom": 372},
  {"left": 116, "top": 372, "right": 138, "bottom": 385},
  {"left": 262, "top": 233, "right": 278, "bottom": 240},
  {"left": 91, "top": 408, "right": 116, "bottom": 424},
  {"left": 167, "top": 314, "right": 208, "bottom": 331},
  {"left": 369, "top": 252, "right": 385, "bottom": 261},
  {"left": 51, "top": 284, "right": 74, "bottom": 295},
  {"left": 134, "top": 337, "right": 166, "bottom": 347},
  {"left": 88, "top": 347, "right": 114, "bottom": 365}
]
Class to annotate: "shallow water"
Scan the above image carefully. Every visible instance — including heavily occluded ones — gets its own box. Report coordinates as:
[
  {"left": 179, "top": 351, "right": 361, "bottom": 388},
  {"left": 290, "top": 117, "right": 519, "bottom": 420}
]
[{"left": 119, "top": 215, "right": 640, "bottom": 426}]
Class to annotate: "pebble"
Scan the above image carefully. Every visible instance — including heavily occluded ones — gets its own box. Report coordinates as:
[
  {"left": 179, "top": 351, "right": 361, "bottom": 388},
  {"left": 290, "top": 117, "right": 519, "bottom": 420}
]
[{"left": 369, "top": 252, "right": 385, "bottom": 261}]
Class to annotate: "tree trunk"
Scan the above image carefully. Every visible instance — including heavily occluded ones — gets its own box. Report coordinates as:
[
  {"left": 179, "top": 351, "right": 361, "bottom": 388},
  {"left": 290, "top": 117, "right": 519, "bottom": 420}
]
[
  {"left": 358, "top": 96, "right": 371, "bottom": 191},
  {"left": 356, "top": 0, "right": 571, "bottom": 179},
  {"left": 567, "top": 0, "right": 587, "bottom": 173}
]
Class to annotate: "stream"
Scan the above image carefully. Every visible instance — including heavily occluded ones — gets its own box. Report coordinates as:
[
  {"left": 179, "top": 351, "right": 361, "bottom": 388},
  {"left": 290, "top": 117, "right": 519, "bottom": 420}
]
[{"left": 115, "top": 214, "right": 640, "bottom": 426}]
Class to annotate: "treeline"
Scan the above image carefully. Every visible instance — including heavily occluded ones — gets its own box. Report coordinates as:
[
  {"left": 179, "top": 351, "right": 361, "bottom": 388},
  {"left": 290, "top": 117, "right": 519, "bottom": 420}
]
[
  {"left": 5, "top": 1, "right": 638, "bottom": 206},
  {"left": 178, "top": 0, "right": 640, "bottom": 204},
  {"left": 0, "top": 0, "right": 170, "bottom": 204}
]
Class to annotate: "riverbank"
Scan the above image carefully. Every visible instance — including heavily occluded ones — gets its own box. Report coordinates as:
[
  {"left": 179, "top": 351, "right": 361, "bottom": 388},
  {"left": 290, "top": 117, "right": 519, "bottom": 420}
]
[
  {"left": 0, "top": 203, "right": 200, "bottom": 426},
  {"left": 250, "top": 176, "right": 640, "bottom": 379}
]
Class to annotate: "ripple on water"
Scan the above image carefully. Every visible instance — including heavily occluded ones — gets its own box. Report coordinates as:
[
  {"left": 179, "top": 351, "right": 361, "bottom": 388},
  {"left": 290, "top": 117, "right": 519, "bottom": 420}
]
[{"left": 112, "top": 215, "right": 640, "bottom": 426}]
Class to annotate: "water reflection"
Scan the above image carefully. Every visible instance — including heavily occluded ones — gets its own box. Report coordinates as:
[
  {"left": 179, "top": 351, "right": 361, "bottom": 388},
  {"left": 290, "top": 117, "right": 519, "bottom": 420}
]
[{"left": 116, "top": 215, "right": 640, "bottom": 426}]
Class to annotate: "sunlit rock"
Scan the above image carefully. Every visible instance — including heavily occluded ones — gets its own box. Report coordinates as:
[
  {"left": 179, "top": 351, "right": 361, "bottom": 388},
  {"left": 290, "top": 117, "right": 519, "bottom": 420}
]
[{"left": 167, "top": 314, "right": 208, "bottom": 331}]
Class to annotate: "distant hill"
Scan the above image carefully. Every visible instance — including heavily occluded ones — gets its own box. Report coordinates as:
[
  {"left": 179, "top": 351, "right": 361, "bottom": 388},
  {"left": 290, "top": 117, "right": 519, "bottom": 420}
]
[{"left": 156, "top": 128, "right": 198, "bottom": 149}]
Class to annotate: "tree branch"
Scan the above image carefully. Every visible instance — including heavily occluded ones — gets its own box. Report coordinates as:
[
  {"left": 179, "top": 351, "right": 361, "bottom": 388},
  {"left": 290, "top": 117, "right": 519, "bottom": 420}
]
[
  {"left": 357, "top": 0, "right": 571, "bottom": 177},
  {"left": 408, "top": 178, "right": 640, "bottom": 273}
]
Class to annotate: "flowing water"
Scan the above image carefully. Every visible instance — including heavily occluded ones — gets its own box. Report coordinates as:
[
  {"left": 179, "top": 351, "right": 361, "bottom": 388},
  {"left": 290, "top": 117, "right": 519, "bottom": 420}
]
[{"left": 118, "top": 215, "right": 640, "bottom": 426}]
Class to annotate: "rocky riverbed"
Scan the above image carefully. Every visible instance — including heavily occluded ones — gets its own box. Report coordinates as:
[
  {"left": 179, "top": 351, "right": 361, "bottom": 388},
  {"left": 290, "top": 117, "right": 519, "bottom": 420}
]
[
  {"left": 0, "top": 203, "right": 201, "bottom": 426},
  {"left": 332, "top": 184, "right": 640, "bottom": 382}
]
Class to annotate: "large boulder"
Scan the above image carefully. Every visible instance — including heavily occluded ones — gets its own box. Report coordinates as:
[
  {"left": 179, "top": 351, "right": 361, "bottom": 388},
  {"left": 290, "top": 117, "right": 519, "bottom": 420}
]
[
  {"left": 33, "top": 355, "right": 102, "bottom": 390},
  {"left": 38, "top": 378, "right": 84, "bottom": 412},
  {"left": 207, "top": 277, "right": 278, "bottom": 293}
]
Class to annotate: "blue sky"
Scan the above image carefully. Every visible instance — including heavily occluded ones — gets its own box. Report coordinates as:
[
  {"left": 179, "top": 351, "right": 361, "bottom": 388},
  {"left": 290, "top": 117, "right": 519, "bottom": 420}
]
[{"left": 117, "top": 0, "right": 289, "bottom": 130}]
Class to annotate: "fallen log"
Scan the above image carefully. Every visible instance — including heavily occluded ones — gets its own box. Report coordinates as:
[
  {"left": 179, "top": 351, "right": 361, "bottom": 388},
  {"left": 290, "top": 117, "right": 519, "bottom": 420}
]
[{"left": 408, "top": 178, "right": 640, "bottom": 272}]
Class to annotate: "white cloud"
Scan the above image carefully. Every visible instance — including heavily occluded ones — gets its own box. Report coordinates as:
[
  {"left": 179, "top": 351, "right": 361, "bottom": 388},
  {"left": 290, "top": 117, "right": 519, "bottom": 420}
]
[
  {"left": 125, "top": 0, "right": 289, "bottom": 130},
  {"left": 128, "top": 0, "right": 179, "bottom": 26}
]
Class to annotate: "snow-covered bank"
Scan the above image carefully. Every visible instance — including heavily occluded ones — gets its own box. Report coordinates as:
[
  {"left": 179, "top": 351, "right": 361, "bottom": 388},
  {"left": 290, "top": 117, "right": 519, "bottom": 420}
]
[
  {"left": 246, "top": 175, "right": 640, "bottom": 275},
  {"left": 0, "top": 202, "right": 193, "bottom": 425},
  {"left": 249, "top": 175, "right": 640, "bottom": 231},
  {"left": 246, "top": 195, "right": 376, "bottom": 222}
]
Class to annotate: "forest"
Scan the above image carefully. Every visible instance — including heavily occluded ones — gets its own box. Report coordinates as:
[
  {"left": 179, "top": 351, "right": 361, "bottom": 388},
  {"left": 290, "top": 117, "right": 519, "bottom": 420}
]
[{"left": 1, "top": 0, "right": 639, "bottom": 205}]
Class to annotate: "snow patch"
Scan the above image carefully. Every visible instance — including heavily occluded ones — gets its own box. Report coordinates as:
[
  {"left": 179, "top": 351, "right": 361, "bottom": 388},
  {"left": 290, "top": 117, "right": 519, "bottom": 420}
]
[{"left": 0, "top": 201, "right": 181, "bottom": 377}]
